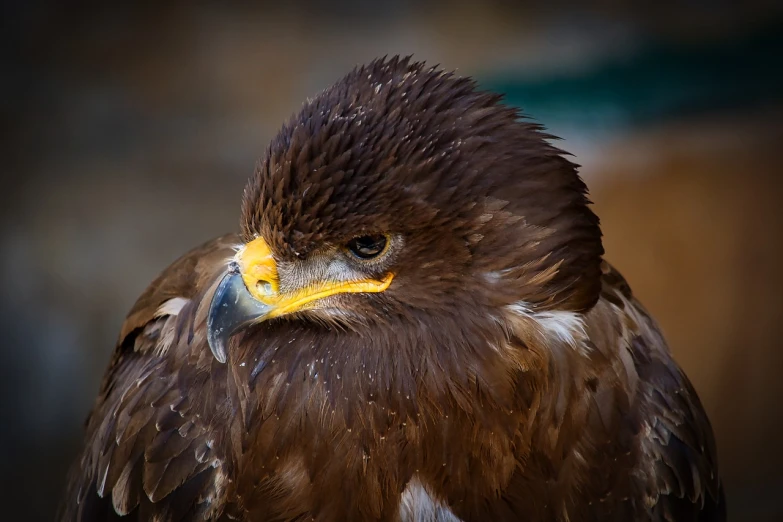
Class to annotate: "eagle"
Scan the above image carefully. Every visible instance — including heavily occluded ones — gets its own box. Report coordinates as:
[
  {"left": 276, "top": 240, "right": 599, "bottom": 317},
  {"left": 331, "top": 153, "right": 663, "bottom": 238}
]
[{"left": 61, "top": 57, "right": 725, "bottom": 521}]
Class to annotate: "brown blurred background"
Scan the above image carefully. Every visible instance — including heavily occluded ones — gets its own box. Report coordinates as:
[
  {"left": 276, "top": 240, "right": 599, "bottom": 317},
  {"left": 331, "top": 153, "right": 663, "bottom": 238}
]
[{"left": 2, "top": 2, "right": 782, "bottom": 520}]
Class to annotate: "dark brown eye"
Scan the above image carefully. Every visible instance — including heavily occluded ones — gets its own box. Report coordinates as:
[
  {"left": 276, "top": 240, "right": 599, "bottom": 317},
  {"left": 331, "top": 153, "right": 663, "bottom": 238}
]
[{"left": 346, "top": 234, "right": 388, "bottom": 260}]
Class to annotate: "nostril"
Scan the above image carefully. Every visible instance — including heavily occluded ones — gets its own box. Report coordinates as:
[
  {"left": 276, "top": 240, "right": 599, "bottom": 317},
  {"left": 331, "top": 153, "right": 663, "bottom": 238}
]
[{"left": 256, "top": 280, "right": 274, "bottom": 296}]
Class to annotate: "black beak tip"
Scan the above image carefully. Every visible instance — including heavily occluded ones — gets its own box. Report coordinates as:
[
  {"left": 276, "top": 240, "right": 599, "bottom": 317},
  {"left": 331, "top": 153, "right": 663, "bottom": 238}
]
[{"left": 206, "top": 321, "right": 229, "bottom": 364}]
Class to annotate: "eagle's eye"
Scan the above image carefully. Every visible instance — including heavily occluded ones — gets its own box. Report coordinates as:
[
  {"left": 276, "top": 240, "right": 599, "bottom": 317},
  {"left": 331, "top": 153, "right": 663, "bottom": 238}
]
[{"left": 346, "top": 234, "right": 388, "bottom": 260}]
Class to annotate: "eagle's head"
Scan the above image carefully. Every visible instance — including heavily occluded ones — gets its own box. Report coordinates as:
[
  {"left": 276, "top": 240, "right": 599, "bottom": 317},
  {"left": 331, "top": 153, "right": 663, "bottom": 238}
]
[{"left": 207, "top": 57, "right": 603, "bottom": 364}]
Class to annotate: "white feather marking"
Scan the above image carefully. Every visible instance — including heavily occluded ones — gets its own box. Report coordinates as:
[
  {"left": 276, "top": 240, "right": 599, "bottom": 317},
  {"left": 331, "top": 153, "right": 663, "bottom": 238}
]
[
  {"left": 507, "top": 302, "right": 589, "bottom": 354},
  {"left": 398, "top": 477, "right": 462, "bottom": 522},
  {"left": 154, "top": 297, "right": 189, "bottom": 318},
  {"left": 149, "top": 297, "right": 191, "bottom": 356}
]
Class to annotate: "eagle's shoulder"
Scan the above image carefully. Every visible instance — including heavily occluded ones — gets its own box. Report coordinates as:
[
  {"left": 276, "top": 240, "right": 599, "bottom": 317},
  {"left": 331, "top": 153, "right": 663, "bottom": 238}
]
[
  {"left": 60, "top": 235, "right": 240, "bottom": 521},
  {"left": 119, "top": 234, "right": 240, "bottom": 344},
  {"left": 594, "top": 261, "right": 726, "bottom": 521}
]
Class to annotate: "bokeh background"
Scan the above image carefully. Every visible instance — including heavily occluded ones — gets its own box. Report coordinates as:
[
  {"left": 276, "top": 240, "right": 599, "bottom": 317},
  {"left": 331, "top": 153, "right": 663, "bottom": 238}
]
[{"left": 2, "top": 1, "right": 782, "bottom": 520}]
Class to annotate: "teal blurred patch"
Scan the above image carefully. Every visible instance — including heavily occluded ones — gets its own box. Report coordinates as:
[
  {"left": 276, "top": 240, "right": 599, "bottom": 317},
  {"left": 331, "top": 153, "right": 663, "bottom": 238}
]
[{"left": 480, "top": 21, "right": 783, "bottom": 135}]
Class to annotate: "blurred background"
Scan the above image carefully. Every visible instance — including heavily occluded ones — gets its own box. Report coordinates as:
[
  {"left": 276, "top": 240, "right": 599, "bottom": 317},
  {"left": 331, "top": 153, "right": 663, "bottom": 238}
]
[{"left": 2, "top": 1, "right": 782, "bottom": 520}]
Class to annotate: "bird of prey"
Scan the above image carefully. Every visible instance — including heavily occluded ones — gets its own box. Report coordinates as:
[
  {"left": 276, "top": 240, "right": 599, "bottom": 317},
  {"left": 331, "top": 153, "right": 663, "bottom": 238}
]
[{"left": 61, "top": 57, "right": 725, "bottom": 521}]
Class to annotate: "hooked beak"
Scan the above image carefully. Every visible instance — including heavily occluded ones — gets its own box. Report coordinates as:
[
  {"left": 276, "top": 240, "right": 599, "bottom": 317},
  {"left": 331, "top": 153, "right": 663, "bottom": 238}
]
[{"left": 206, "top": 237, "right": 393, "bottom": 363}]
